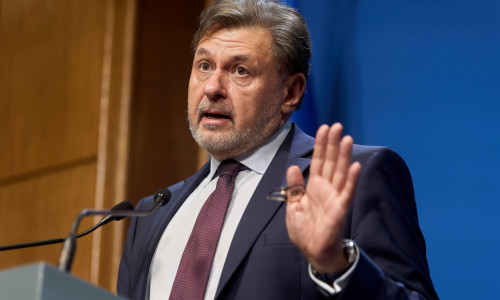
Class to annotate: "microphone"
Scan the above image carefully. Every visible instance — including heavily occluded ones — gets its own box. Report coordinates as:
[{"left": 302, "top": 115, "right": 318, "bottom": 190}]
[
  {"left": 94, "top": 200, "right": 135, "bottom": 227},
  {"left": 0, "top": 200, "right": 135, "bottom": 252},
  {"left": 58, "top": 188, "right": 171, "bottom": 272}
]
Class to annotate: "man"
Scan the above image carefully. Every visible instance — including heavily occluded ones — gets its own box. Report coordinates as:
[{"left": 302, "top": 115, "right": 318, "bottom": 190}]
[{"left": 117, "top": 0, "right": 438, "bottom": 299}]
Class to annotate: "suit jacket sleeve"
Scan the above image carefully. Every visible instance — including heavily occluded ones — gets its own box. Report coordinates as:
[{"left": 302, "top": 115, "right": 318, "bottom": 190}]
[{"left": 338, "top": 146, "right": 438, "bottom": 299}]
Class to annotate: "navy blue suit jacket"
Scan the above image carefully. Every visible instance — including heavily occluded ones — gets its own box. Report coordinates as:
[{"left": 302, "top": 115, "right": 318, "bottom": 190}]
[{"left": 117, "top": 124, "right": 438, "bottom": 299}]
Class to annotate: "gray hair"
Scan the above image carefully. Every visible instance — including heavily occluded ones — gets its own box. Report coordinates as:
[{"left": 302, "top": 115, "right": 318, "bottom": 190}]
[{"left": 192, "top": 0, "right": 311, "bottom": 107}]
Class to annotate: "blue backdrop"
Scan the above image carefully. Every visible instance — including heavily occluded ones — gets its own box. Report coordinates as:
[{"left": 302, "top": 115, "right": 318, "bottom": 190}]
[{"left": 285, "top": 0, "right": 500, "bottom": 299}]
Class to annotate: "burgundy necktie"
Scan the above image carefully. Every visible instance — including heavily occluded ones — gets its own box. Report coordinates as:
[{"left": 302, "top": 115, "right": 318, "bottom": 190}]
[{"left": 169, "top": 159, "right": 242, "bottom": 300}]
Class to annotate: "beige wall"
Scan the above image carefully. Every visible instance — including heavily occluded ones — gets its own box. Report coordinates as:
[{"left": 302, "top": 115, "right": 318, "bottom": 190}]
[{"left": 0, "top": 0, "right": 204, "bottom": 292}]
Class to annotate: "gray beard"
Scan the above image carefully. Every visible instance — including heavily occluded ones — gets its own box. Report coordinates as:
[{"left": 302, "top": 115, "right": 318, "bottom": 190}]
[{"left": 188, "top": 97, "right": 282, "bottom": 160}]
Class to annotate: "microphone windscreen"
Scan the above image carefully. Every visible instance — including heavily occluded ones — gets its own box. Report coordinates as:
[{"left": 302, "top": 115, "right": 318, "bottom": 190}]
[
  {"left": 155, "top": 188, "right": 171, "bottom": 206},
  {"left": 111, "top": 200, "right": 135, "bottom": 221}
]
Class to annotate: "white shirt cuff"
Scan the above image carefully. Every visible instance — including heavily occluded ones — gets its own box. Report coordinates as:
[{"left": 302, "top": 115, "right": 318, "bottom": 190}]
[{"left": 308, "top": 240, "right": 360, "bottom": 295}]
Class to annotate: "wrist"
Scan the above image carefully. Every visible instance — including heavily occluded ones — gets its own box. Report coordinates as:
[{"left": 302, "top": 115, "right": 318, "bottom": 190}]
[{"left": 311, "top": 239, "right": 358, "bottom": 283}]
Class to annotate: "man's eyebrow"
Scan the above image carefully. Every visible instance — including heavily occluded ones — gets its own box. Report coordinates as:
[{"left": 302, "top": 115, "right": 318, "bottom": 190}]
[
  {"left": 196, "top": 47, "right": 211, "bottom": 56},
  {"left": 232, "top": 55, "right": 251, "bottom": 63}
]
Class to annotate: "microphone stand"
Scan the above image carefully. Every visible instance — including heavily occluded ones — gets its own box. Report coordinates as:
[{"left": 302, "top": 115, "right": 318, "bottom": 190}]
[
  {"left": 0, "top": 201, "right": 134, "bottom": 252},
  {"left": 58, "top": 189, "right": 170, "bottom": 272}
]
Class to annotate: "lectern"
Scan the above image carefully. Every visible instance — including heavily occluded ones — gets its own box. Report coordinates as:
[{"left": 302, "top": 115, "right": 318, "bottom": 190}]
[{"left": 0, "top": 262, "right": 125, "bottom": 299}]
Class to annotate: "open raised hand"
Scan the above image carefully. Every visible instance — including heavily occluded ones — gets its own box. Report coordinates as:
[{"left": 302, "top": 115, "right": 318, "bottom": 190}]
[{"left": 286, "top": 123, "right": 362, "bottom": 274}]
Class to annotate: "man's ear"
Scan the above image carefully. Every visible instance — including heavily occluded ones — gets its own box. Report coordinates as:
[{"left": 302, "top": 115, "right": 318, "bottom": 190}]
[{"left": 281, "top": 72, "right": 306, "bottom": 117}]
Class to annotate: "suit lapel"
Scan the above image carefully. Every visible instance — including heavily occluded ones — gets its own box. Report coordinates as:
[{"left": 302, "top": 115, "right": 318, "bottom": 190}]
[{"left": 215, "top": 124, "right": 315, "bottom": 298}]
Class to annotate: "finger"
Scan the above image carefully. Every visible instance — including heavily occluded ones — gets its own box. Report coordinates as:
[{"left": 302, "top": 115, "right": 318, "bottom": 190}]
[
  {"left": 310, "top": 125, "right": 329, "bottom": 177},
  {"left": 286, "top": 166, "right": 306, "bottom": 204},
  {"left": 332, "top": 135, "right": 354, "bottom": 190},
  {"left": 322, "top": 123, "right": 343, "bottom": 182},
  {"left": 338, "top": 161, "right": 362, "bottom": 211},
  {"left": 286, "top": 165, "right": 305, "bottom": 187}
]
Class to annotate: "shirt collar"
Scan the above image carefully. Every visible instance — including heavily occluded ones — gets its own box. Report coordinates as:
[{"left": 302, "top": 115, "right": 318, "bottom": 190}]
[{"left": 209, "top": 121, "right": 292, "bottom": 178}]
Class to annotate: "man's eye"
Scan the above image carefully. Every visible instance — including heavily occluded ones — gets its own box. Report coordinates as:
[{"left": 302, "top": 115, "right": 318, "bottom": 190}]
[
  {"left": 235, "top": 67, "right": 248, "bottom": 76},
  {"left": 200, "top": 62, "right": 210, "bottom": 72}
]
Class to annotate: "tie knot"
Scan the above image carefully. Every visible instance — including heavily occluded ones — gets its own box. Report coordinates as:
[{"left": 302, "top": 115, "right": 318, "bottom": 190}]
[{"left": 216, "top": 159, "right": 242, "bottom": 178}]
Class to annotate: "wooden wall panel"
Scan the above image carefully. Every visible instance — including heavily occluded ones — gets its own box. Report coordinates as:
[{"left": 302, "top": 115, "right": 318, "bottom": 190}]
[
  {"left": 0, "top": 0, "right": 106, "bottom": 179},
  {"left": 91, "top": 0, "right": 137, "bottom": 290},
  {"left": 0, "top": 163, "right": 97, "bottom": 280},
  {"left": 126, "top": 0, "right": 205, "bottom": 205},
  {"left": 0, "top": 0, "right": 114, "bottom": 291}
]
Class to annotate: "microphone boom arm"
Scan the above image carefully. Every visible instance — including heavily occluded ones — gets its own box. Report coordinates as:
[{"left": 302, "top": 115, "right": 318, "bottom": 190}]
[{"left": 58, "top": 189, "right": 170, "bottom": 272}]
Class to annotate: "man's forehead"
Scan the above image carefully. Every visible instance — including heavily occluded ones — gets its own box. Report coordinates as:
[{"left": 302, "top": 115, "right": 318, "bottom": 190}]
[{"left": 196, "top": 47, "right": 251, "bottom": 62}]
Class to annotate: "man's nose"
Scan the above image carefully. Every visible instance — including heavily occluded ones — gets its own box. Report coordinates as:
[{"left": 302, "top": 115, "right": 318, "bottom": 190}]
[{"left": 203, "top": 70, "right": 227, "bottom": 100}]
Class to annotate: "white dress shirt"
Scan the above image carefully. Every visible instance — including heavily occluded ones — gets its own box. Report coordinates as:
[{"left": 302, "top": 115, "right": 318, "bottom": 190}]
[{"left": 149, "top": 122, "right": 292, "bottom": 300}]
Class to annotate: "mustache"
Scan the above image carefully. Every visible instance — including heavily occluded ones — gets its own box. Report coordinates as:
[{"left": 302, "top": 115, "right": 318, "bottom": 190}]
[{"left": 196, "top": 101, "right": 234, "bottom": 119}]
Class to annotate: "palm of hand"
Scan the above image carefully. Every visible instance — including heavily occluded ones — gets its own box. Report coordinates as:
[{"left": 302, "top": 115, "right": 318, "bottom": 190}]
[{"left": 285, "top": 124, "right": 361, "bottom": 273}]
